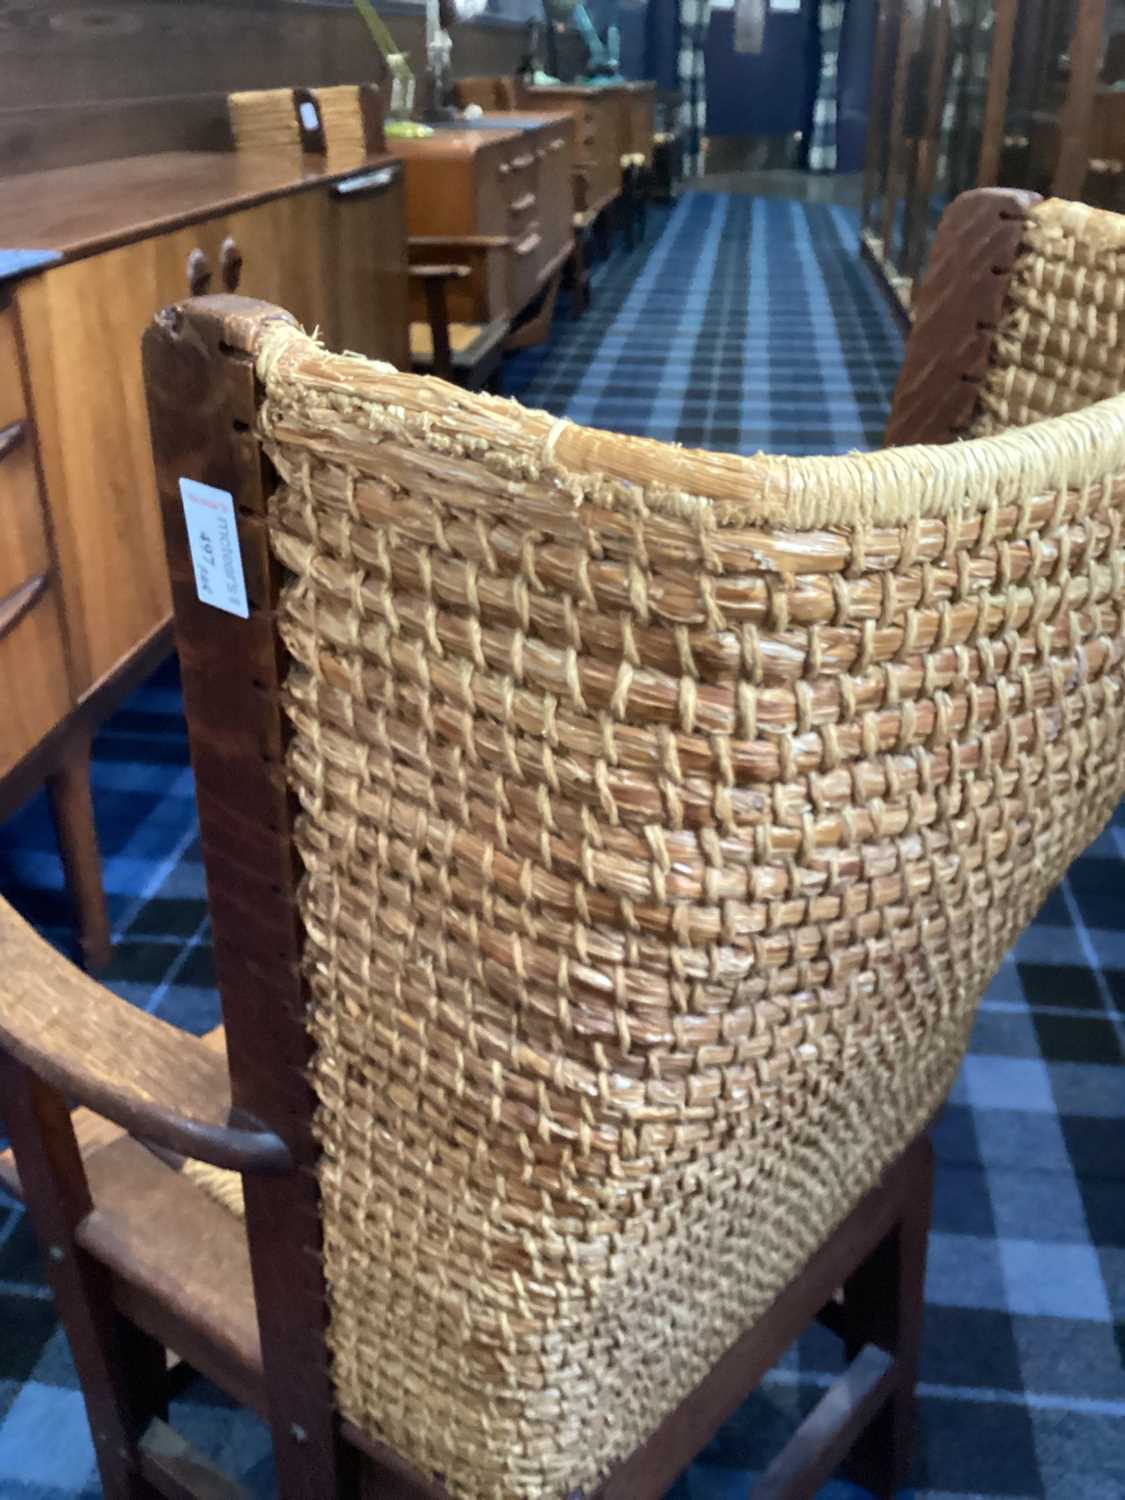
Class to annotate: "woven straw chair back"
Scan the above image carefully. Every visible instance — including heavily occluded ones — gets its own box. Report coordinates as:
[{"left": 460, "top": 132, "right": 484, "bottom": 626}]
[
  {"left": 228, "top": 88, "right": 304, "bottom": 156},
  {"left": 309, "top": 84, "right": 370, "bottom": 166},
  {"left": 231, "top": 196, "right": 1125, "bottom": 1499},
  {"left": 972, "top": 198, "right": 1125, "bottom": 434}
]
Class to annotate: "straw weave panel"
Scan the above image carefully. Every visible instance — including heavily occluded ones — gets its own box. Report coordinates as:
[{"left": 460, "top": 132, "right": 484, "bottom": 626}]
[
  {"left": 310, "top": 84, "right": 370, "bottom": 168},
  {"left": 228, "top": 89, "right": 303, "bottom": 156},
  {"left": 972, "top": 198, "right": 1125, "bottom": 435},
  {"left": 253, "top": 279, "right": 1125, "bottom": 1496}
]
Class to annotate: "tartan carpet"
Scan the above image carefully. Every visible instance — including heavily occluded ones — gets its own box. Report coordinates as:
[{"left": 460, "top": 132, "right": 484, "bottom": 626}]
[{"left": 0, "top": 193, "right": 1122, "bottom": 1499}]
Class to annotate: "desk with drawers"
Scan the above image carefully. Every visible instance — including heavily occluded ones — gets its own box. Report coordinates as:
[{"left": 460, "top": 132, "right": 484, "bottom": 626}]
[
  {"left": 0, "top": 149, "right": 409, "bottom": 966},
  {"left": 454, "top": 79, "right": 658, "bottom": 220},
  {"left": 392, "top": 115, "right": 575, "bottom": 329}
]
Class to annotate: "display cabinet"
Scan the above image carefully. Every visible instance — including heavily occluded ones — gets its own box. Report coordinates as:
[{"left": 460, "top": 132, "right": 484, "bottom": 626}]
[{"left": 862, "top": 0, "right": 1121, "bottom": 317}]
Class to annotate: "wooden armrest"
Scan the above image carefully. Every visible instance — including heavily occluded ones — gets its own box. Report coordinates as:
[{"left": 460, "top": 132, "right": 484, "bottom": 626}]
[
  {"left": 0, "top": 900, "right": 290, "bottom": 1173},
  {"left": 408, "top": 263, "right": 472, "bottom": 281}
]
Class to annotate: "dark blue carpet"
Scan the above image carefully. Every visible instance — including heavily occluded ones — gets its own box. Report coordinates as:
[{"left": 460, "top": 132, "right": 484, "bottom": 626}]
[{"left": 0, "top": 193, "right": 1122, "bottom": 1499}]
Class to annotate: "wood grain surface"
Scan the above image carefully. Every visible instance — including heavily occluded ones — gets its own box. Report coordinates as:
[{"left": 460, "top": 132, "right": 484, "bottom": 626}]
[{"left": 884, "top": 187, "right": 1041, "bottom": 447}]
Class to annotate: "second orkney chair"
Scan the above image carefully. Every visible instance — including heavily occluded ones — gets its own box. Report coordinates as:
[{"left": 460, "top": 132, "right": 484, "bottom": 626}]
[{"left": 1, "top": 188, "right": 1125, "bottom": 1499}]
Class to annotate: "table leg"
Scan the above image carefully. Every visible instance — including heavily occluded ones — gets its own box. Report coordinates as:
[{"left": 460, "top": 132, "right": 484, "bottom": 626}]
[{"left": 46, "top": 734, "right": 111, "bottom": 971}]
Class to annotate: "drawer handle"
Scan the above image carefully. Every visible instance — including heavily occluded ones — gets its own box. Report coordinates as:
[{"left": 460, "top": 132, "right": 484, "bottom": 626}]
[
  {"left": 548, "top": 138, "right": 565, "bottom": 153},
  {"left": 515, "top": 231, "right": 542, "bottom": 258},
  {"left": 510, "top": 192, "right": 536, "bottom": 215},
  {"left": 498, "top": 162, "right": 511, "bottom": 176},
  {"left": 510, "top": 152, "right": 535, "bottom": 170},
  {"left": 332, "top": 164, "right": 399, "bottom": 197},
  {"left": 220, "top": 237, "right": 243, "bottom": 293},
  {"left": 0, "top": 420, "right": 27, "bottom": 464},
  {"left": 0, "top": 573, "right": 47, "bottom": 644},
  {"left": 186, "top": 249, "right": 212, "bottom": 297}
]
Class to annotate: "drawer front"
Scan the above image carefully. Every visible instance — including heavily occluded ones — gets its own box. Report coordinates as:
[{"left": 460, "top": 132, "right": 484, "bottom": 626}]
[
  {"left": 509, "top": 225, "right": 544, "bottom": 311},
  {"left": 0, "top": 576, "right": 71, "bottom": 777},
  {"left": 0, "top": 305, "right": 27, "bottom": 429},
  {"left": 478, "top": 137, "right": 534, "bottom": 237},
  {"left": 0, "top": 426, "right": 52, "bottom": 600},
  {"left": 536, "top": 127, "right": 575, "bottom": 262},
  {"left": 573, "top": 99, "right": 623, "bottom": 211}
]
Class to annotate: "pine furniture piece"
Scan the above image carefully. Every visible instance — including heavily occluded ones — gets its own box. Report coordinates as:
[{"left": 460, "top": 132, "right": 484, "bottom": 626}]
[
  {"left": 4, "top": 187, "right": 1125, "bottom": 1499},
  {"left": 862, "top": 0, "right": 1121, "bottom": 318},
  {"left": 0, "top": 149, "right": 410, "bottom": 969}
]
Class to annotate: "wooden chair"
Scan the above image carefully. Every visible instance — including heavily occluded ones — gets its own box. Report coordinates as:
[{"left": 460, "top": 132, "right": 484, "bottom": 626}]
[
  {"left": 407, "top": 272, "right": 509, "bottom": 390},
  {"left": 3, "top": 187, "right": 1125, "bottom": 1500},
  {"left": 406, "top": 241, "right": 513, "bottom": 390}
]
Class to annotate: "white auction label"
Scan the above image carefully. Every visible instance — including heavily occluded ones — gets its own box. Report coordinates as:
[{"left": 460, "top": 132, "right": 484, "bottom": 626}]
[{"left": 178, "top": 477, "right": 249, "bottom": 619}]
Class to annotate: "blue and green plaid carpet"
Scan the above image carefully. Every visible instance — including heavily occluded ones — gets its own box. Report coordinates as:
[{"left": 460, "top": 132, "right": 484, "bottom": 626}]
[{"left": 1, "top": 192, "right": 1123, "bottom": 1499}]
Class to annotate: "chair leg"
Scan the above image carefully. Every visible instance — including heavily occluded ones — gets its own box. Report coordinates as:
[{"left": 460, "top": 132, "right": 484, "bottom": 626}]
[
  {"left": 0, "top": 1055, "right": 165, "bottom": 1498},
  {"left": 637, "top": 167, "right": 650, "bottom": 240},
  {"left": 621, "top": 166, "right": 637, "bottom": 250},
  {"left": 595, "top": 205, "right": 612, "bottom": 261},
  {"left": 570, "top": 231, "right": 590, "bottom": 318},
  {"left": 842, "top": 1137, "right": 933, "bottom": 1497},
  {"left": 46, "top": 732, "right": 111, "bottom": 971}
]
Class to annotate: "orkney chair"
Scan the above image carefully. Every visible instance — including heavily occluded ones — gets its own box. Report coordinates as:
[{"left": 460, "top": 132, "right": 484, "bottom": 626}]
[{"left": 2, "top": 188, "right": 1125, "bottom": 1500}]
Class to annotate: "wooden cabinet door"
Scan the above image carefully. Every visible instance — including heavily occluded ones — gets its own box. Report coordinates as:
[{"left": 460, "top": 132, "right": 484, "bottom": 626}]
[
  {"left": 0, "top": 303, "right": 73, "bottom": 774},
  {"left": 17, "top": 183, "right": 409, "bottom": 699},
  {"left": 18, "top": 215, "right": 243, "bottom": 694},
  {"left": 224, "top": 181, "right": 410, "bottom": 369},
  {"left": 224, "top": 191, "right": 328, "bottom": 336},
  {"left": 15, "top": 236, "right": 193, "bottom": 694},
  {"left": 323, "top": 165, "right": 410, "bottom": 369}
]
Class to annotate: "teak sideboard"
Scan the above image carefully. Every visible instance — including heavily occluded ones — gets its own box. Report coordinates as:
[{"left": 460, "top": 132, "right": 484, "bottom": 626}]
[
  {"left": 392, "top": 117, "right": 575, "bottom": 328},
  {"left": 0, "top": 148, "right": 409, "bottom": 966},
  {"left": 453, "top": 78, "right": 657, "bottom": 219}
]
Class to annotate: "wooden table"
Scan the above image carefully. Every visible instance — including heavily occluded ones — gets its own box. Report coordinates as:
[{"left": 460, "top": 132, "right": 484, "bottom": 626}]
[{"left": 0, "top": 148, "right": 409, "bottom": 966}]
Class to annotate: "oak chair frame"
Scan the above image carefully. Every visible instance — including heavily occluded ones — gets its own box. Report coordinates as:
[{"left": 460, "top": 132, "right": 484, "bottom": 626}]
[{"left": 0, "top": 182, "right": 1047, "bottom": 1494}]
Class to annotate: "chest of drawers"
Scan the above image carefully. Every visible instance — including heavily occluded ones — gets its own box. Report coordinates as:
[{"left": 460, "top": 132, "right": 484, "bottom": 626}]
[
  {"left": 392, "top": 117, "right": 575, "bottom": 326},
  {"left": 517, "top": 84, "right": 624, "bottom": 216},
  {"left": 619, "top": 82, "right": 658, "bottom": 168},
  {"left": 0, "top": 149, "right": 410, "bottom": 965}
]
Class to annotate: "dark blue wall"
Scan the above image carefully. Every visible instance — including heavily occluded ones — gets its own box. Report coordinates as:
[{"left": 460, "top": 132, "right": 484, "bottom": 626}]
[
  {"left": 704, "top": 0, "right": 820, "bottom": 138},
  {"left": 617, "top": 2, "right": 648, "bottom": 78},
  {"left": 641, "top": 0, "right": 680, "bottom": 88},
  {"left": 836, "top": 0, "right": 876, "bottom": 171}
]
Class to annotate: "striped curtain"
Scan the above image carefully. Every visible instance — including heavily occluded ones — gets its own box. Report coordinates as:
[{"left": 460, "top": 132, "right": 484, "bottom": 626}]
[
  {"left": 808, "top": 0, "right": 844, "bottom": 172},
  {"left": 678, "top": 0, "right": 710, "bottom": 176}
]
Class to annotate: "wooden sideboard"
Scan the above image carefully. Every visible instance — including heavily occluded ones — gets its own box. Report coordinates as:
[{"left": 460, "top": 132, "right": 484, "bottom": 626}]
[
  {"left": 392, "top": 118, "right": 575, "bottom": 328},
  {"left": 454, "top": 79, "right": 658, "bottom": 217},
  {"left": 517, "top": 84, "right": 621, "bottom": 216},
  {"left": 0, "top": 149, "right": 409, "bottom": 965},
  {"left": 618, "top": 82, "right": 658, "bottom": 169}
]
